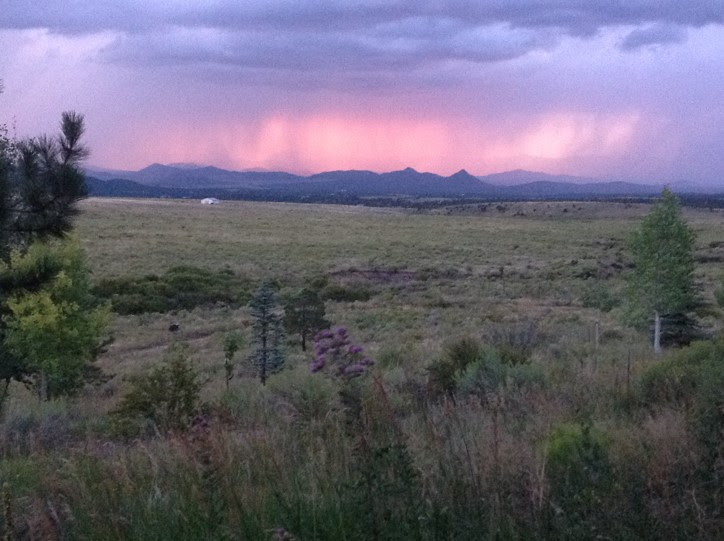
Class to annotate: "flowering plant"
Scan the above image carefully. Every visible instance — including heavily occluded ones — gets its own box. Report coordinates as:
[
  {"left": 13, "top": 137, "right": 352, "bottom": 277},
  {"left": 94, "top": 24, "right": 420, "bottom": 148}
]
[{"left": 310, "top": 327, "right": 374, "bottom": 378}]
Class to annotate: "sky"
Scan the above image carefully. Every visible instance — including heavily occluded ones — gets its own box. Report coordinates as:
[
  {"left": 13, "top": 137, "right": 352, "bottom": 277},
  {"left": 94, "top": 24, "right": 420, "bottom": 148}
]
[{"left": 1, "top": 1, "right": 723, "bottom": 185}]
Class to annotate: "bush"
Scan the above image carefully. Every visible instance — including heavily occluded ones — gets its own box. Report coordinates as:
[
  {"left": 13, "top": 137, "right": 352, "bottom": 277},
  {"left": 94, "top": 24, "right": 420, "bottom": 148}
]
[
  {"left": 692, "top": 358, "right": 724, "bottom": 466},
  {"left": 636, "top": 336, "right": 724, "bottom": 494},
  {"left": 638, "top": 337, "right": 724, "bottom": 405},
  {"left": 93, "top": 266, "right": 251, "bottom": 314},
  {"left": 1, "top": 238, "right": 111, "bottom": 400},
  {"left": 112, "top": 344, "right": 201, "bottom": 436},
  {"left": 323, "top": 283, "right": 372, "bottom": 302},
  {"left": 658, "top": 312, "right": 704, "bottom": 348},
  {"left": 340, "top": 442, "right": 423, "bottom": 541},
  {"left": 456, "top": 349, "right": 548, "bottom": 399},
  {"left": 545, "top": 422, "right": 615, "bottom": 538},
  {"left": 455, "top": 349, "right": 505, "bottom": 397},
  {"left": 484, "top": 319, "right": 539, "bottom": 365},
  {"left": 426, "top": 337, "right": 482, "bottom": 398},
  {"left": 581, "top": 281, "right": 620, "bottom": 312},
  {"left": 267, "top": 365, "right": 337, "bottom": 423},
  {"left": 506, "top": 362, "right": 548, "bottom": 391},
  {"left": 444, "top": 336, "right": 482, "bottom": 369}
]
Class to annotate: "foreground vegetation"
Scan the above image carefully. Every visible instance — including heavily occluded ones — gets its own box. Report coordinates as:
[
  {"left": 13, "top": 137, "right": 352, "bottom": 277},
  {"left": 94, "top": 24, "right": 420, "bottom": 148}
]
[{"left": 1, "top": 197, "right": 723, "bottom": 539}]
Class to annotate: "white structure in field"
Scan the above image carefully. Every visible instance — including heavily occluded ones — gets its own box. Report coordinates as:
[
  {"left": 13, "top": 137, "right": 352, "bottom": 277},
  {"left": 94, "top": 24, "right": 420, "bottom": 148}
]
[{"left": 201, "top": 197, "right": 220, "bottom": 205}]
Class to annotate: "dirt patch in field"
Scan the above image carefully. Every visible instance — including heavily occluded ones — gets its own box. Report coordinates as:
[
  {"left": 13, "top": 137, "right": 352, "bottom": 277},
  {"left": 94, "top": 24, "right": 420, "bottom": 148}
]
[{"left": 329, "top": 266, "right": 470, "bottom": 285}]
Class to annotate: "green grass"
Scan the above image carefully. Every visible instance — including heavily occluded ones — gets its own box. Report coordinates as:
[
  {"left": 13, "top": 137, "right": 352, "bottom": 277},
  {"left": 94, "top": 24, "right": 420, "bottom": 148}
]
[
  {"left": 1, "top": 197, "right": 723, "bottom": 539},
  {"left": 74, "top": 198, "right": 721, "bottom": 385},
  {"left": 77, "top": 199, "right": 644, "bottom": 279}
]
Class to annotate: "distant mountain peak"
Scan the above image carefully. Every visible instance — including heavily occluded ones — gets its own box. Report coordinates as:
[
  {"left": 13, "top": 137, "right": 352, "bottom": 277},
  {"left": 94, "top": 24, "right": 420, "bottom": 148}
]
[
  {"left": 86, "top": 163, "right": 709, "bottom": 199},
  {"left": 139, "top": 163, "right": 169, "bottom": 172},
  {"left": 449, "top": 168, "right": 473, "bottom": 178},
  {"left": 166, "top": 162, "right": 205, "bottom": 169}
]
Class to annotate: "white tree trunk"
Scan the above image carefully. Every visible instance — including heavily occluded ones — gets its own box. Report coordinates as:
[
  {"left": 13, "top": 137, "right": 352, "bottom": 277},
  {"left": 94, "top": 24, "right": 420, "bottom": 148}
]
[
  {"left": 594, "top": 320, "right": 600, "bottom": 349},
  {"left": 39, "top": 371, "right": 48, "bottom": 401},
  {"left": 653, "top": 311, "right": 662, "bottom": 355}
]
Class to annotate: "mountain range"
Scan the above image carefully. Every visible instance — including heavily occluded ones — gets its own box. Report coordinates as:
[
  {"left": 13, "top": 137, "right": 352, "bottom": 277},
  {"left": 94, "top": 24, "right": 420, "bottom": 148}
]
[{"left": 85, "top": 163, "right": 716, "bottom": 200}]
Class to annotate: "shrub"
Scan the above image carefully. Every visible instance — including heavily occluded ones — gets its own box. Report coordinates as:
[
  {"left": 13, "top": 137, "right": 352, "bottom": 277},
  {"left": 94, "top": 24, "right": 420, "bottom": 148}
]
[
  {"left": 1, "top": 238, "right": 111, "bottom": 400},
  {"left": 323, "top": 283, "right": 372, "bottom": 302},
  {"left": 484, "top": 319, "right": 539, "bottom": 365},
  {"left": 340, "top": 442, "right": 423, "bottom": 541},
  {"left": 637, "top": 336, "right": 724, "bottom": 488},
  {"left": 581, "top": 281, "right": 620, "bottom": 312},
  {"left": 658, "top": 312, "right": 704, "bottom": 348},
  {"left": 93, "top": 266, "right": 250, "bottom": 314},
  {"left": 444, "top": 336, "right": 483, "bottom": 370},
  {"left": 112, "top": 344, "right": 201, "bottom": 436},
  {"left": 455, "top": 349, "right": 548, "bottom": 399},
  {"left": 638, "top": 337, "right": 724, "bottom": 405},
  {"left": 506, "top": 362, "right": 548, "bottom": 391},
  {"left": 545, "top": 422, "right": 614, "bottom": 538},
  {"left": 691, "top": 354, "right": 724, "bottom": 468},
  {"left": 455, "top": 349, "right": 505, "bottom": 398},
  {"left": 426, "top": 337, "right": 482, "bottom": 398},
  {"left": 267, "top": 365, "right": 337, "bottom": 424}
]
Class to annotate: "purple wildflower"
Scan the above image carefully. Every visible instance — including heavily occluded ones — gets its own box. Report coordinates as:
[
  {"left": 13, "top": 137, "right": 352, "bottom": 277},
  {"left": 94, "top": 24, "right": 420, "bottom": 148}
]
[
  {"left": 318, "top": 329, "right": 333, "bottom": 339},
  {"left": 343, "top": 364, "right": 365, "bottom": 376},
  {"left": 310, "top": 358, "right": 325, "bottom": 372},
  {"left": 309, "top": 326, "right": 373, "bottom": 379}
]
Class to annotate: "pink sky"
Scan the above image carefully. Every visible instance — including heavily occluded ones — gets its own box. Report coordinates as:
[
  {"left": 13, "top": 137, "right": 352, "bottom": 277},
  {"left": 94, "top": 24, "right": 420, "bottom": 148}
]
[{"left": 1, "top": 2, "right": 723, "bottom": 185}]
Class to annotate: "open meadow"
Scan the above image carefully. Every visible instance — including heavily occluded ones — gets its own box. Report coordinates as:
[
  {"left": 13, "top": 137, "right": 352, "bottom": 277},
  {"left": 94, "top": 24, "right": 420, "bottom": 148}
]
[{"left": 1, "top": 196, "right": 723, "bottom": 539}]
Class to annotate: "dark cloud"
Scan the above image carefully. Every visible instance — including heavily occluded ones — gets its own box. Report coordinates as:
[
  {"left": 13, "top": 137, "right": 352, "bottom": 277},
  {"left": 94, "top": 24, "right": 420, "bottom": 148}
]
[
  {"left": 3, "top": 1, "right": 722, "bottom": 35},
  {"left": 3, "top": 1, "right": 721, "bottom": 83},
  {"left": 620, "top": 23, "right": 688, "bottom": 51},
  {"left": 100, "top": 22, "right": 553, "bottom": 73}
]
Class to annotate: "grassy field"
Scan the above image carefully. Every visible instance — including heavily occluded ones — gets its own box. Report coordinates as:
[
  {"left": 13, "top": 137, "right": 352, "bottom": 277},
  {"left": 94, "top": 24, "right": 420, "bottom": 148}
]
[
  {"left": 1, "top": 196, "right": 723, "bottom": 540},
  {"left": 75, "top": 198, "right": 723, "bottom": 386}
]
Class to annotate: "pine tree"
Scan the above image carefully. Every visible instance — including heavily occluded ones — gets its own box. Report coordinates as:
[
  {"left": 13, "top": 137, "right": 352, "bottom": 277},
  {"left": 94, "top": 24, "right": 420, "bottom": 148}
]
[
  {"left": 249, "top": 281, "right": 285, "bottom": 384},
  {"left": 1, "top": 110, "right": 88, "bottom": 256},
  {"left": 284, "top": 286, "right": 329, "bottom": 351},
  {"left": 1, "top": 84, "right": 95, "bottom": 404},
  {"left": 627, "top": 188, "right": 697, "bottom": 354}
]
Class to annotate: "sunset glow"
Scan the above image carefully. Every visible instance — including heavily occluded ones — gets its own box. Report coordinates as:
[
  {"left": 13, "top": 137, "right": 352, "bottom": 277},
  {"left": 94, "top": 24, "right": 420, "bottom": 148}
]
[{"left": 1, "top": 3, "right": 723, "bottom": 184}]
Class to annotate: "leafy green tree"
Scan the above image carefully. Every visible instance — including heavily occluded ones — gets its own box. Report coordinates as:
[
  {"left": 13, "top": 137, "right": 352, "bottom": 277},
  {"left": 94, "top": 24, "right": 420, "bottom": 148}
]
[
  {"left": 249, "top": 281, "right": 285, "bottom": 384},
  {"left": 627, "top": 188, "right": 697, "bottom": 354},
  {"left": 1, "top": 238, "right": 110, "bottom": 399},
  {"left": 284, "top": 286, "right": 329, "bottom": 351}
]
